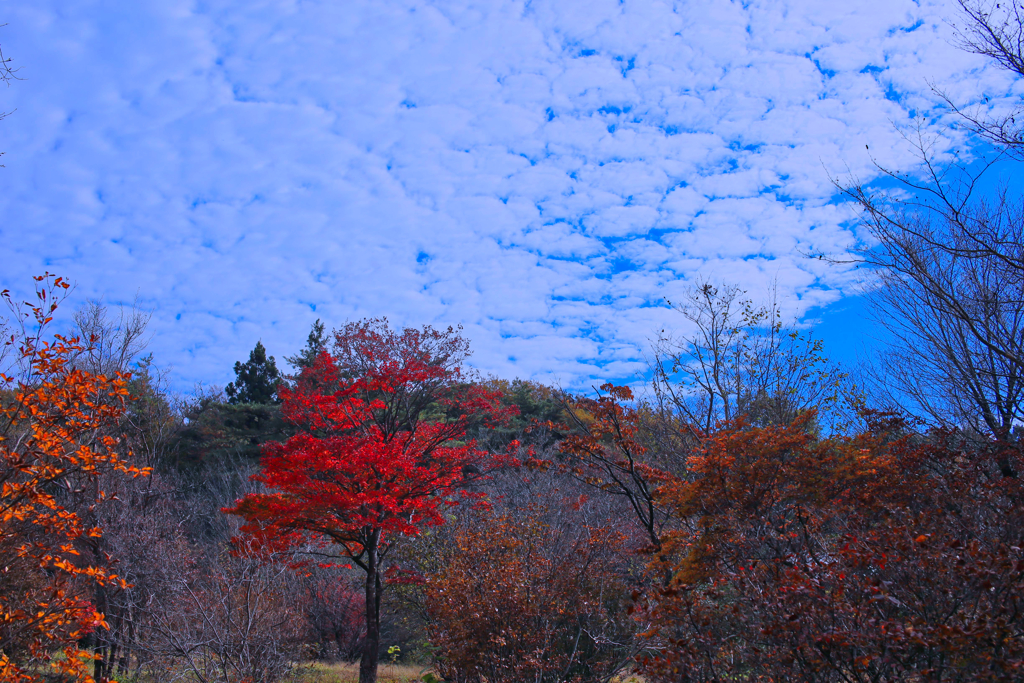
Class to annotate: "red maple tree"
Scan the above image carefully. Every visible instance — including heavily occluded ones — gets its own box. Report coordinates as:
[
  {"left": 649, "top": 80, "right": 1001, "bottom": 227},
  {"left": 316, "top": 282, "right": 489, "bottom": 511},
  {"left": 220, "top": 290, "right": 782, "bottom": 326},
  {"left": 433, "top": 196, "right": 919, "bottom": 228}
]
[{"left": 224, "top": 320, "right": 517, "bottom": 683}]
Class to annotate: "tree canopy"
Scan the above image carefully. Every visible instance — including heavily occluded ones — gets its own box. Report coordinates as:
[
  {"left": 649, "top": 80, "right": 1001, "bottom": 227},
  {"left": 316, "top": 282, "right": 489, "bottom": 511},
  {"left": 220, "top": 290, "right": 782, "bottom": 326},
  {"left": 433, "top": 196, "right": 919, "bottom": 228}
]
[{"left": 225, "top": 341, "right": 281, "bottom": 405}]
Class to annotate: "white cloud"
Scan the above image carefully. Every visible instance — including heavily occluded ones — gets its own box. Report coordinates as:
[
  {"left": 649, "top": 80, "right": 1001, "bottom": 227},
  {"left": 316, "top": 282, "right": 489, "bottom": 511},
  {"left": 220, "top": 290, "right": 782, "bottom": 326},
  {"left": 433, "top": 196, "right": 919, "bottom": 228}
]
[{"left": 0, "top": 0, "right": 1013, "bottom": 392}]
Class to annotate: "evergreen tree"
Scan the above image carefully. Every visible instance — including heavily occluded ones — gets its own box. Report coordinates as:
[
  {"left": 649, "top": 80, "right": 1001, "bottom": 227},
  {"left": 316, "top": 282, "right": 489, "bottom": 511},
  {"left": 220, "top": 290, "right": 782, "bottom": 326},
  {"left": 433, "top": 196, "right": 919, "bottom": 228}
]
[
  {"left": 226, "top": 341, "right": 281, "bottom": 404},
  {"left": 285, "top": 319, "right": 328, "bottom": 370}
]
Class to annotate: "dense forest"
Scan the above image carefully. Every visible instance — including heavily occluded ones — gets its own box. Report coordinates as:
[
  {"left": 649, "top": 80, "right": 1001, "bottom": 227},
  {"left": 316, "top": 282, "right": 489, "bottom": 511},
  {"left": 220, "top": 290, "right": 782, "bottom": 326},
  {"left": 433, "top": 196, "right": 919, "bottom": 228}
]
[{"left": 4, "top": 2, "right": 1024, "bottom": 683}]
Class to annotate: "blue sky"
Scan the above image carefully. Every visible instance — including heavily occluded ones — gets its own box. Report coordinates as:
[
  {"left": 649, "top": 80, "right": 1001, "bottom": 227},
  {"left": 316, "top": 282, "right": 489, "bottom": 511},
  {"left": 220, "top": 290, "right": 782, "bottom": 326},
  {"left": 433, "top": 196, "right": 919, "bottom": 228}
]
[{"left": 1, "top": 0, "right": 1020, "bottom": 393}]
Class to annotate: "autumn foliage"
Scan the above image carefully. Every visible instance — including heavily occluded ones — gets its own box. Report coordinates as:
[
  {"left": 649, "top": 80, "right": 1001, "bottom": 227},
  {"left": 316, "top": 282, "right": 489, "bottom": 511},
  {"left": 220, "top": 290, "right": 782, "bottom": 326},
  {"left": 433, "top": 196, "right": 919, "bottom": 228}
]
[
  {"left": 640, "top": 411, "right": 1024, "bottom": 682},
  {"left": 425, "top": 505, "right": 635, "bottom": 683},
  {"left": 0, "top": 275, "right": 147, "bottom": 683},
  {"left": 7, "top": 276, "right": 1024, "bottom": 683},
  {"left": 225, "top": 320, "right": 518, "bottom": 683},
  {"left": 558, "top": 384, "right": 673, "bottom": 552}
]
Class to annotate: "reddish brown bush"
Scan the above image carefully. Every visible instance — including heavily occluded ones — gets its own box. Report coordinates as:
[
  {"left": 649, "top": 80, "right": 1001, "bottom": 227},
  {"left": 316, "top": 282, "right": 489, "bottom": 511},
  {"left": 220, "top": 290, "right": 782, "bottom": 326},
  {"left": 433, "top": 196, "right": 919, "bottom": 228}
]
[
  {"left": 425, "top": 505, "right": 636, "bottom": 683},
  {"left": 642, "top": 413, "right": 1024, "bottom": 682}
]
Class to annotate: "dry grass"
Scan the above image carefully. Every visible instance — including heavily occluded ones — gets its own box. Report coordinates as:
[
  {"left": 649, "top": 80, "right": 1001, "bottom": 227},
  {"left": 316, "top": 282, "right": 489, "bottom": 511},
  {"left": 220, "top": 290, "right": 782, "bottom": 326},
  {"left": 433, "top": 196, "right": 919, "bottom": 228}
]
[
  {"left": 289, "top": 662, "right": 643, "bottom": 683},
  {"left": 609, "top": 674, "right": 645, "bottom": 683},
  {"left": 291, "top": 662, "right": 432, "bottom": 683},
  {"left": 294, "top": 663, "right": 650, "bottom": 683}
]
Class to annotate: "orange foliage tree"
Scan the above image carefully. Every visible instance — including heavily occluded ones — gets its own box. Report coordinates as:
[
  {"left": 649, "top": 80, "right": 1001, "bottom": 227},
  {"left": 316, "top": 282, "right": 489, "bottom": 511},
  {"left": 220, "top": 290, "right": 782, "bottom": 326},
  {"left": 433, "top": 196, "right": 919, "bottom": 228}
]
[
  {"left": 0, "top": 275, "right": 148, "bottom": 683},
  {"left": 558, "top": 384, "right": 672, "bottom": 554},
  {"left": 642, "top": 412, "right": 1024, "bottom": 682}
]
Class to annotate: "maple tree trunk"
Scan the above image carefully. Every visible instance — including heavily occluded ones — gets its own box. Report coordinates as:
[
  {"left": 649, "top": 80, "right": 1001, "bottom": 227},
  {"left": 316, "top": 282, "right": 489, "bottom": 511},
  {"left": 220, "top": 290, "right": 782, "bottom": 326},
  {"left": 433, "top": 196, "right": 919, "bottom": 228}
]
[{"left": 359, "top": 529, "right": 382, "bottom": 683}]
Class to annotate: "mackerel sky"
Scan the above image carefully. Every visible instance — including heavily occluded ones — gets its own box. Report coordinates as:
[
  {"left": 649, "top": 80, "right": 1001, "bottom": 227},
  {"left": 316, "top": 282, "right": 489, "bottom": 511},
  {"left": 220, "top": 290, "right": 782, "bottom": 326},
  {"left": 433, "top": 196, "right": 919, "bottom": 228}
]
[{"left": 1, "top": 0, "right": 1019, "bottom": 392}]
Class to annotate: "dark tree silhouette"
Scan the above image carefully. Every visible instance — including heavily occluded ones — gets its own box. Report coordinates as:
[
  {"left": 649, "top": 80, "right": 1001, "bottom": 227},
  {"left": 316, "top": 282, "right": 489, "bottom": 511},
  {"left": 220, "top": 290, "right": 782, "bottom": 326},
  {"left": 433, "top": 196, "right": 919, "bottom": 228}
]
[
  {"left": 226, "top": 341, "right": 281, "bottom": 405},
  {"left": 284, "top": 319, "right": 327, "bottom": 371}
]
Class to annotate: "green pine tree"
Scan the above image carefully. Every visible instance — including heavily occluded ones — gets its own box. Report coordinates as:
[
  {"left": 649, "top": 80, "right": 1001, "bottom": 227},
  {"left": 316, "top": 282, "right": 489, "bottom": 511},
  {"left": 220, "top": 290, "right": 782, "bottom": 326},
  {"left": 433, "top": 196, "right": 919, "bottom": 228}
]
[
  {"left": 226, "top": 340, "right": 281, "bottom": 404},
  {"left": 285, "top": 319, "right": 328, "bottom": 370}
]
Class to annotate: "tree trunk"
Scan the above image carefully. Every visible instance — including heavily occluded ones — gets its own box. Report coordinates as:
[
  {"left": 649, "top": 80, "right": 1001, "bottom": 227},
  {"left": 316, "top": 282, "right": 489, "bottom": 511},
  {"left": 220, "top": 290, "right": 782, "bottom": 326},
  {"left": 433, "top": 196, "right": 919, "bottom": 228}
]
[
  {"left": 359, "top": 528, "right": 382, "bottom": 683},
  {"left": 92, "top": 565, "right": 109, "bottom": 681}
]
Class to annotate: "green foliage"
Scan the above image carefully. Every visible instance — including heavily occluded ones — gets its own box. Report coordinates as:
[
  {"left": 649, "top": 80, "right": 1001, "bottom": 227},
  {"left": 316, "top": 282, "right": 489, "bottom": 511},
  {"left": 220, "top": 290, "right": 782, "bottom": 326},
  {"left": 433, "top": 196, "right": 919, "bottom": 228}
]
[
  {"left": 226, "top": 340, "right": 281, "bottom": 405},
  {"left": 479, "top": 378, "right": 564, "bottom": 449},
  {"left": 502, "top": 378, "right": 564, "bottom": 426},
  {"left": 173, "top": 397, "right": 290, "bottom": 468}
]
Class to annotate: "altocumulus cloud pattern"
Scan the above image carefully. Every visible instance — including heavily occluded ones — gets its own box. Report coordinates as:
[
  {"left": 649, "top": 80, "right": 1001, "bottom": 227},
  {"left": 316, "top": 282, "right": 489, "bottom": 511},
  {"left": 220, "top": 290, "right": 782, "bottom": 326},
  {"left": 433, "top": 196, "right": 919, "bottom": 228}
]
[{"left": 0, "top": 0, "right": 1016, "bottom": 391}]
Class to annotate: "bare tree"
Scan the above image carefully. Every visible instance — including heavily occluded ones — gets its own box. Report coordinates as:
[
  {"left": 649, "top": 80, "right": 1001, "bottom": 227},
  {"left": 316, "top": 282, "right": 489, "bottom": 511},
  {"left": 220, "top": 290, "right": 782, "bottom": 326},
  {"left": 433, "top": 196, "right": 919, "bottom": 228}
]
[
  {"left": 651, "top": 279, "right": 852, "bottom": 435},
  {"left": 92, "top": 450, "right": 311, "bottom": 682},
  {"left": 652, "top": 281, "right": 747, "bottom": 431},
  {"left": 943, "top": 0, "right": 1024, "bottom": 155},
  {"left": 0, "top": 29, "right": 19, "bottom": 132},
  {"left": 843, "top": 153, "right": 1024, "bottom": 459},
  {"left": 91, "top": 468, "right": 192, "bottom": 680},
  {"left": 836, "top": 0, "right": 1024, "bottom": 467},
  {"left": 72, "top": 298, "right": 152, "bottom": 376},
  {"left": 143, "top": 544, "right": 307, "bottom": 683}
]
